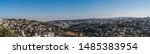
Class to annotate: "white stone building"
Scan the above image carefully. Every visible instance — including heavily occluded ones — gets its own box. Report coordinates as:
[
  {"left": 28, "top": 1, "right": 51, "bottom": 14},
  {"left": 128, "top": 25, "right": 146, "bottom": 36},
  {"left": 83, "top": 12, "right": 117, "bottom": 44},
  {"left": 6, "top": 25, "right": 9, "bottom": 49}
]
[{"left": 0, "top": 19, "right": 2, "bottom": 25}]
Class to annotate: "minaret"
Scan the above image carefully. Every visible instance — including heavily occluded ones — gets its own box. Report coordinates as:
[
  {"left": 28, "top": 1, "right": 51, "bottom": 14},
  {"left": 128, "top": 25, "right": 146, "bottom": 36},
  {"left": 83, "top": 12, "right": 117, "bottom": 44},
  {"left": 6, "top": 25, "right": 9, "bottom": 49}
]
[{"left": 147, "top": 16, "right": 150, "bottom": 18}]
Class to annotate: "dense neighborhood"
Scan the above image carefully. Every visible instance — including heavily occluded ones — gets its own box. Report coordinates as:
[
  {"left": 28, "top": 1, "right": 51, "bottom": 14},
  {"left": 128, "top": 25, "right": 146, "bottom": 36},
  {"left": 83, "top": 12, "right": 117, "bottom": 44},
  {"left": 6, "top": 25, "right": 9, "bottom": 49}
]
[{"left": 0, "top": 17, "right": 150, "bottom": 37}]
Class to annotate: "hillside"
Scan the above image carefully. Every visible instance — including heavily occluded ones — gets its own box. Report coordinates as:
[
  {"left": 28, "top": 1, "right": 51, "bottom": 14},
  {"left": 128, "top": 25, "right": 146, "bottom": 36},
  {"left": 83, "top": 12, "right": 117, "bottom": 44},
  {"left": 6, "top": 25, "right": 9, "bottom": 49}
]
[{"left": 0, "top": 17, "right": 150, "bottom": 37}]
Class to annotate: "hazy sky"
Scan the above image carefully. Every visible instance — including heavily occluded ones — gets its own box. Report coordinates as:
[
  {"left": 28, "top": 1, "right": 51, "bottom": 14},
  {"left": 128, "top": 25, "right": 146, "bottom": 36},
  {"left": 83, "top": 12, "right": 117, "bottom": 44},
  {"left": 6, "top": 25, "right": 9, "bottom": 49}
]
[{"left": 0, "top": 0, "right": 150, "bottom": 21}]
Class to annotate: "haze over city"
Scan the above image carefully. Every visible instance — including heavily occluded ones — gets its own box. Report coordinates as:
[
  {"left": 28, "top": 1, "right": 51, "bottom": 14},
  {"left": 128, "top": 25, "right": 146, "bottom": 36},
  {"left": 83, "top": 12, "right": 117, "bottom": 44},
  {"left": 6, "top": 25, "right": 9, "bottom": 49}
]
[{"left": 0, "top": 0, "right": 150, "bottom": 21}]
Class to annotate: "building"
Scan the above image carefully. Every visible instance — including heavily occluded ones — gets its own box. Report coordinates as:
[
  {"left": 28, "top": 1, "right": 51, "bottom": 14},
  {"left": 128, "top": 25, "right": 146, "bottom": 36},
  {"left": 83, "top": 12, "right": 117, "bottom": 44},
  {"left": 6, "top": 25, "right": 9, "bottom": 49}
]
[{"left": 0, "top": 19, "right": 2, "bottom": 25}]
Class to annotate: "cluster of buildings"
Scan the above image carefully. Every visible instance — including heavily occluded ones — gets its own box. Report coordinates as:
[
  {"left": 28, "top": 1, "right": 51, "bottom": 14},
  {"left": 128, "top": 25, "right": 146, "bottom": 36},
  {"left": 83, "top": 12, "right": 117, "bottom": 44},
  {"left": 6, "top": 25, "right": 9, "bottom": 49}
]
[
  {"left": 2, "top": 19, "right": 55, "bottom": 37},
  {"left": 68, "top": 17, "right": 150, "bottom": 37},
  {"left": 0, "top": 17, "right": 150, "bottom": 37}
]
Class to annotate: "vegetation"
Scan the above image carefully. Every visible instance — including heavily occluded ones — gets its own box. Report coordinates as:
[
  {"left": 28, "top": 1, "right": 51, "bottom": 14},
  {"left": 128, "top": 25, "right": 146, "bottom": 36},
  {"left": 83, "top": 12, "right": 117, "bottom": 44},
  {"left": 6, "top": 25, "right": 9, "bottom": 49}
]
[{"left": 0, "top": 25, "right": 17, "bottom": 37}]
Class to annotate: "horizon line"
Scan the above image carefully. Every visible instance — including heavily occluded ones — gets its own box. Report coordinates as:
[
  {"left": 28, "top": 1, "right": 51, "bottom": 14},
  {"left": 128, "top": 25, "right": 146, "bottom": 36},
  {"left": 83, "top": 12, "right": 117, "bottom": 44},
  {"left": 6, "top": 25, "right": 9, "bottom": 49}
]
[{"left": 0, "top": 16, "right": 150, "bottom": 21}]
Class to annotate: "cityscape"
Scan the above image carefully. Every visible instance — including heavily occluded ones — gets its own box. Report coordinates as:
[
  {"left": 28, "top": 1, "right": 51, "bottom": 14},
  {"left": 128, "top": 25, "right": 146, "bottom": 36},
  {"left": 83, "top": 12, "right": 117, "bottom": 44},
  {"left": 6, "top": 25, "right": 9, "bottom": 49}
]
[
  {"left": 0, "top": 0, "right": 150, "bottom": 37},
  {"left": 0, "top": 17, "right": 150, "bottom": 37}
]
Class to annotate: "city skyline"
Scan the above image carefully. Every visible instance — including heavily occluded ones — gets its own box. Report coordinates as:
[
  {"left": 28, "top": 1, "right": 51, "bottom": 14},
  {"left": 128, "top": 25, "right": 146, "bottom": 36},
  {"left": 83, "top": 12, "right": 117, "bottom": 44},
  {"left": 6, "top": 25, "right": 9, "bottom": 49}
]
[{"left": 0, "top": 0, "right": 150, "bottom": 21}]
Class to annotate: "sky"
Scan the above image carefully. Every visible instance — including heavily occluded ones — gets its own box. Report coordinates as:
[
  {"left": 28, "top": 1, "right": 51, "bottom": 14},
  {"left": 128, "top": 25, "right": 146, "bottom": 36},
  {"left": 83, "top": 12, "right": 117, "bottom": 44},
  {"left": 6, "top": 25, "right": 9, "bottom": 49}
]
[{"left": 0, "top": 0, "right": 150, "bottom": 21}]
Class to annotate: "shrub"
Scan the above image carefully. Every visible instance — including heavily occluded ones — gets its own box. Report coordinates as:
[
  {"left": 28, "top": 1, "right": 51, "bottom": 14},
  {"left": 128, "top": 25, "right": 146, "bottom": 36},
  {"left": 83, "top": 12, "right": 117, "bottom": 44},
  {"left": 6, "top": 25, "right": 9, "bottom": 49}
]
[{"left": 0, "top": 26, "right": 17, "bottom": 37}]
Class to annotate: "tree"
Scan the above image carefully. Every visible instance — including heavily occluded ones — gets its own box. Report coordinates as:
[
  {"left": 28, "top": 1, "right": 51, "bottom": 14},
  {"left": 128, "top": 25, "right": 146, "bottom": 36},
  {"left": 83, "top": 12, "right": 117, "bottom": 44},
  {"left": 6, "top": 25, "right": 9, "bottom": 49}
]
[{"left": 0, "top": 26, "right": 17, "bottom": 37}]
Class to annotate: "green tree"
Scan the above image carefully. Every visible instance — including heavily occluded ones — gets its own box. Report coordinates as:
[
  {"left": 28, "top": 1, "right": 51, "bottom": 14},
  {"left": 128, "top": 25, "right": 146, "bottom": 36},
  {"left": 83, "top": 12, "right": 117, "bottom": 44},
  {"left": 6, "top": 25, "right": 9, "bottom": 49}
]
[{"left": 0, "top": 26, "right": 17, "bottom": 37}]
